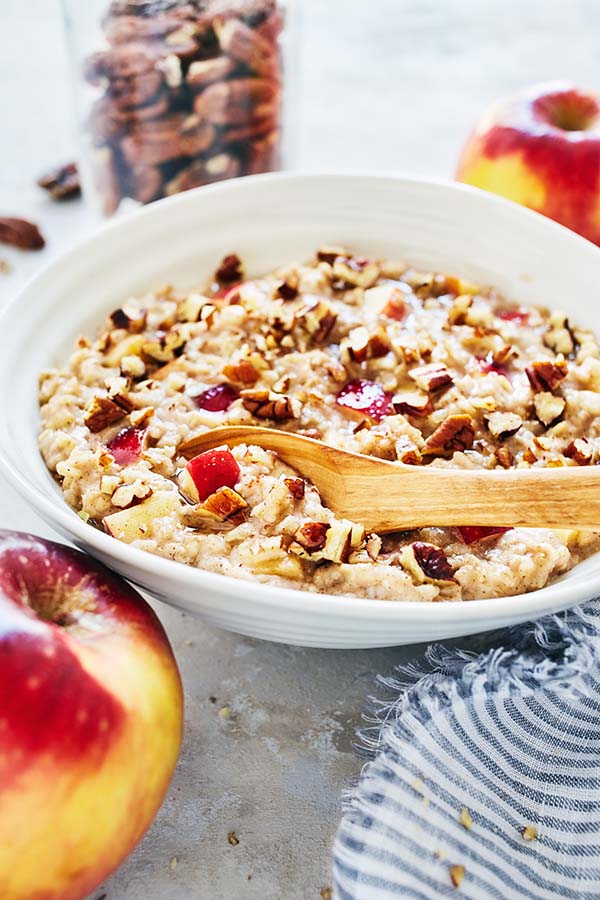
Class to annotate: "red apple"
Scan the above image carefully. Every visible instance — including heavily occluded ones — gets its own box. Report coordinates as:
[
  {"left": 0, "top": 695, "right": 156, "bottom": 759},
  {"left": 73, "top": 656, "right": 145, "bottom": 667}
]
[
  {"left": 456, "top": 81, "right": 600, "bottom": 245},
  {"left": 181, "top": 448, "right": 240, "bottom": 503},
  {"left": 0, "top": 532, "right": 183, "bottom": 900}
]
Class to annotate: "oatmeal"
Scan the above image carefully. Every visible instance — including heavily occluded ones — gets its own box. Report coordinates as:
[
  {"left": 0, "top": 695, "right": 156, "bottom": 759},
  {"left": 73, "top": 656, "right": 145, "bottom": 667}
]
[{"left": 38, "top": 248, "right": 600, "bottom": 601}]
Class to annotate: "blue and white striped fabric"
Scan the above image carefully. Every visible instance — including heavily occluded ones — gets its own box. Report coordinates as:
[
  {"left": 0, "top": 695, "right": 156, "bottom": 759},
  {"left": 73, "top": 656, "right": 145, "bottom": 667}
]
[{"left": 332, "top": 602, "right": 600, "bottom": 900}]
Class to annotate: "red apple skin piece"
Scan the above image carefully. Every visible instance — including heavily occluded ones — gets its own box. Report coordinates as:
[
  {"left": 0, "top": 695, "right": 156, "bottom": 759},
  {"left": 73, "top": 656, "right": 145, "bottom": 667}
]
[
  {"left": 186, "top": 448, "right": 240, "bottom": 501},
  {"left": 107, "top": 426, "right": 146, "bottom": 465},
  {"left": 0, "top": 532, "right": 183, "bottom": 900},
  {"left": 458, "top": 526, "right": 512, "bottom": 545},
  {"left": 193, "top": 383, "right": 238, "bottom": 412},
  {"left": 336, "top": 379, "right": 393, "bottom": 423},
  {"left": 456, "top": 81, "right": 600, "bottom": 245}
]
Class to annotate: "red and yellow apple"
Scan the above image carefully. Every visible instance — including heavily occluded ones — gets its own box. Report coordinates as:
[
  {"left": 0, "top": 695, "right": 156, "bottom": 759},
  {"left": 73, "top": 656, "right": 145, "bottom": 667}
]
[
  {"left": 0, "top": 531, "right": 183, "bottom": 900},
  {"left": 456, "top": 81, "right": 600, "bottom": 245}
]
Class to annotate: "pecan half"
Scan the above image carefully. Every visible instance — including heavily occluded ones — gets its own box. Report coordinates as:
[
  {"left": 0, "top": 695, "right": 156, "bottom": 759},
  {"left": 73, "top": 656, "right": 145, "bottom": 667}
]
[
  {"left": 214, "top": 17, "right": 275, "bottom": 75},
  {"left": 241, "top": 389, "right": 297, "bottom": 420},
  {"left": 84, "top": 396, "right": 126, "bottom": 433},
  {"left": 409, "top": 362, "right": 453, "bottom": 393},
  {"left": 194, "top": 78, "right": 277, "bottom": 126},
  {"left": 533, "top": 392, "right": 566, "bottom": 427},
  {"left": 525, "top": 359, "right": 568, "bottom": 392},
  {"left": 121, "top": 114, "right": 215, "bottom": 166},
  {"left": 37, "top": 162, "right": 81, "bottom": 200},
  {"left": 401, "top": 542, "right": 457, "bottom": 584},
  {"left": 392, "top": 390, "right": 433, "bottom": 418},
  {"left": 422, "top": 415, "right": 475, "bottom": 456},
  {"left": 284, "top": 477, "right": 305, "bottom": 500},
  {"left": 186, "top": 56, "right": 237, "bottom": 89},
  {"left": 0, "top": 217, "right": 45, "bottom": 250},
  {"left": 216, "top": 253, "right": 243, "bottom": 283},
  {"left": 294, "top": 522, "right": 329, "bottom": 552},
  {"left": 564, "top": 438, "right": 593, "bottom": 465},
  {"left": 485, "top": 411, "right": 522, "bottom": 441}
]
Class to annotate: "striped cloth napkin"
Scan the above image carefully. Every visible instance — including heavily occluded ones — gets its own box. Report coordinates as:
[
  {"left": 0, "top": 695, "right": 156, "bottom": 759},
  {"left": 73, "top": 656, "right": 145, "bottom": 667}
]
[{"left": 332, "top": 602, "right": 600, "bottom": 900}]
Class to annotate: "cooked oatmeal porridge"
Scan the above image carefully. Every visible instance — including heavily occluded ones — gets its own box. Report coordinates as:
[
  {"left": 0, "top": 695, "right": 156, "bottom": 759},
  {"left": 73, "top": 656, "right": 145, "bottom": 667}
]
[{"left": 39, "top": 248, "right": 600, "bottom": 601}]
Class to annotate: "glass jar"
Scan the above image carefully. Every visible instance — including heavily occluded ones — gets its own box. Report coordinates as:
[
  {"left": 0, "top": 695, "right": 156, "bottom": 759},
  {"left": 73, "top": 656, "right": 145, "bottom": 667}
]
[{"left": 62, "top": 0, "right": 296, "bottom": 215}]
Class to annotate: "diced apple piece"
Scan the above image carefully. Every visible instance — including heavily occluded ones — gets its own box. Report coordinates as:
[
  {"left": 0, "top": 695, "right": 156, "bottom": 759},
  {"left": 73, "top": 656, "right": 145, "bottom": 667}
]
[
  {"left": 457, "top": 526, "right": 512, "bottom": 544},
  {"left": 336, "top": 379, "right": 393, "bottom": 422},
  {"left": 185, "top": 449, "right": 240, "bottom": 502},
  {"left": 363, "top": 284, "right": 407, "bottom": 320},
  {"left": 103, "top": 493, "right": 181, "bottom": 542}
]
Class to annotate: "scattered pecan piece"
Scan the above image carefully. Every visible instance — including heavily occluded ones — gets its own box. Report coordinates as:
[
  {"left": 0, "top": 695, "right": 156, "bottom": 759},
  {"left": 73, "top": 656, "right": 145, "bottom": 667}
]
[
  {"left": 294, "top": 522, "right": 330, "bottom": 552},
  {"left": 37, "top": 162, "right": 81, "bottom": 200},
  {"left": 363, "top": 284, "right": 407, "bottom": 320},
  {"left": 202, "top": 486, "right": 248, "bottom": 520},
  {"left": 276, "top": 277, "right": 298, "bottom": 301},
  {"left": 533, "top": 392, "right": 566, "bottom": 427},
  {"left": 392, "top": 390, "right": 433, "bottom": 418},
  {"left": 447, "top": 294, "right": 473, "bottom": 326},
  {"left": 297, "top": 298, "right": 337, "bottom": 343},
  {"left": 284, "top": 477, "right": 305, "bottom": 500},
  {"left": 316, "top": 246, "right": 348, "bottom": 265},
  {"left": 395, "top": 436, "right": 422, "bottom": 465},
  {"left": 485, "top": 411, "right": 522, "bottom": 441},
  {"left": 494, "top": 446, "right": 514, "bottom": 468},
  {"left": 409, "top": 363, "right": 453, "bottom": 393},
  {"left": 109, "top": 306, "right": 147, "bottom": 332},
  {"left": 422, "top": 415, "right": 475, "bottom": 456},
  {"left": 222, "top": 359, "right": 260, "bottom": 386},
  {"left": 84, "top": 396, "right": 126, "bottom": 432},
  {"left": 241, "top": 389, "right": 298, "bottom": 420},
  {"left": 522, "top": 446, "right": 538, "bottom": 464},
  {"left": 401, "top": 542, "right": 457, "bottom": 584},
  {"left": 142, "top": 329, "right": 186, "bottom": 363},
  {"left": 525, "top": 359, "right": 568, "bottom": 392},
  {"left": 544, "top": 311, "right": 576, "bottom": 356},
  {"left": 216, "top": 253, "right": 243, "bottom": 283},
  {"left": 332, "top": 256, "right": 380, "bottom": 289},
  {"left": 105, "top": 375, "right": 135, "bottom": 412},
  {"left": 564, "top": 438, "right": 593, "bottom": 465},
  {"left": 0, "top": 217, "right": 45, "bottom": 250}
]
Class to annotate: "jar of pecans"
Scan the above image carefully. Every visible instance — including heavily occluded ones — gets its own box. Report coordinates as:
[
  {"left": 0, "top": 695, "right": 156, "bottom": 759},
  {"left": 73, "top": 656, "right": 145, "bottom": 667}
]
[{"left": 63, "top": 0, "right": 295, "bottom": 215}]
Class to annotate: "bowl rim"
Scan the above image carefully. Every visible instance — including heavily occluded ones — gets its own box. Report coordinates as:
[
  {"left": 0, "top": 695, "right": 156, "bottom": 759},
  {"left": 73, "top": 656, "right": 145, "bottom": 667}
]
[{"left": 3, "top": 169, "right": 600, "bottom": 623}]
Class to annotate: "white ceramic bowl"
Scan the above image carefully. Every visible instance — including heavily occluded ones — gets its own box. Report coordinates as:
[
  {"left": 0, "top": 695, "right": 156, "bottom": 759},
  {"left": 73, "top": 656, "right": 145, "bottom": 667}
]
[{"left": 2, "top": 172, "right": 600, "bottom": 648}]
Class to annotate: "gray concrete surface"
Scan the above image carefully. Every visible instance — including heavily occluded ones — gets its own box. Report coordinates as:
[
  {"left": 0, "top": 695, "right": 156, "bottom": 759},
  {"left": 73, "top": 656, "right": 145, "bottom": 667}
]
[{"left": 2, "top": 1, "right": 600, "bottom": 897}]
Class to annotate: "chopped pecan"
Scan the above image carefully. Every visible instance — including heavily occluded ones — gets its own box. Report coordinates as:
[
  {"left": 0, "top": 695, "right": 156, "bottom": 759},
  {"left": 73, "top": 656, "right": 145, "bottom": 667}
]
[
  {"left": 409, "top": 363, "right": 453, "bottom": 393},
  {"left": 241, "top": 389, "right": 297, "bottom": 420},
  {"left": 84, "top": 396, "right": 126, "bottom": 433},
  {"left": 447, "top": 294, "right": 473, "bottom": 326},
  {"left": 494, "top": 446, "right": 514, "bottom": 468},
  {"left": 222, "top": 359, "right": 260, "bottom": 386},
  {"left": 37, "top": 161, "right": 80, "bottom": 200},
  {"left": 109, "top": 305, "right": 147, "bottom": 332},
  {"left": 202, "top": 486, "right": 248, "bottom": 520},
  {"left": 111, "top": 481, "right": 153, "bottom": 509},
  {"left": 0, "top": 217, "right": 45, "bottom": 250},
  {"left": 105, "top": 375, "right": 135, "bottom": 412},
  {"left": 275, "top": 277, "right": 299, "bottom": 301},
  {"left": 401, "top": 542, "right": 457, "bottom": 584},
  {"left": 177, "top": 293, "right": 214, "bottom": 323},
  {"left": 316, "top": 246, "right": 348, "bottom": 265},
  {"left": 284, "top": 477, "right": 305, "bottom": 500},
  {"left": 216, "top": 253, "right": 243, "bottom": 283},
  {"left": 294, "top": 522, "right": 329, "bottom": 552},
  {"left": 564, "top": 438, "right": 593, "bottom": 465},
  {"left": 341, "top": 326, "right": 390, "bottom": 364},
  {"left": 533, "top": 392, "right": 566, "bottom": 427},
  {"left": 297, "top": 298, "right": 337, "bottom": 343},
  {"left": 365, "top": 533, "right": 383, "bottom": 560},
  {"left": 492, "top": 344, "right": 518, "bottom": 367},
  {"left": 395, "top": 436, "right": 422, "bottom": 465},
  {"left": 332, "top": 256, "right": 380, "bottom": 289},
  {"left": 485, "top": 411, "right": 522, "bottom": 441},
  {"left": 544, "top": 311, "right": 576, "bottom": 356},
  {"left": 526, "top": 359, "right": 568, "bottom": 392},
  {"left": 142, "top": 329, "right": 186, "bottom": 363},
  {"left": 392, "top": 390, "right": 433, "bottom": 418},
  {"left": 422, "top": 415, "right": 475, "bottom": 456},
  {"left": 522, "top": 446, "right": 538, "bottom": 464}
]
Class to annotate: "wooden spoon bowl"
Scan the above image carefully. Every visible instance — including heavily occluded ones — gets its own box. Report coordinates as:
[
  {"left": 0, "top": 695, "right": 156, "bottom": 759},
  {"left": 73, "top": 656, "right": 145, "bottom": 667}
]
[{"left": 178, "top": 426, "right": 600, "bottom": 533}]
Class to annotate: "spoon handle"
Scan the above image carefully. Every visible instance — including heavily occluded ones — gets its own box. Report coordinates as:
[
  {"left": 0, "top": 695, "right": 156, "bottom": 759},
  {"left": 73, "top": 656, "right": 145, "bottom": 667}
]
[{"left": 344, "top": 465, "right": 600, "bottom": 532}]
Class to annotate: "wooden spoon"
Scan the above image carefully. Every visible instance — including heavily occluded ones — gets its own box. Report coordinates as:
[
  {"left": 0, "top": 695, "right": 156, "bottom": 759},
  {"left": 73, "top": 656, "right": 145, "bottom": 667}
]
[{"left": 178, "top": 425, "right": 600, "bottom": 533}]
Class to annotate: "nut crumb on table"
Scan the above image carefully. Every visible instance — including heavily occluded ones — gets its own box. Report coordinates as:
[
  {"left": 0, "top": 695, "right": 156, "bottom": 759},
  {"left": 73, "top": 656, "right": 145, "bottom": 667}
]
[{"left": 39, "top": 247, "right": 600, "bottom": 602}]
